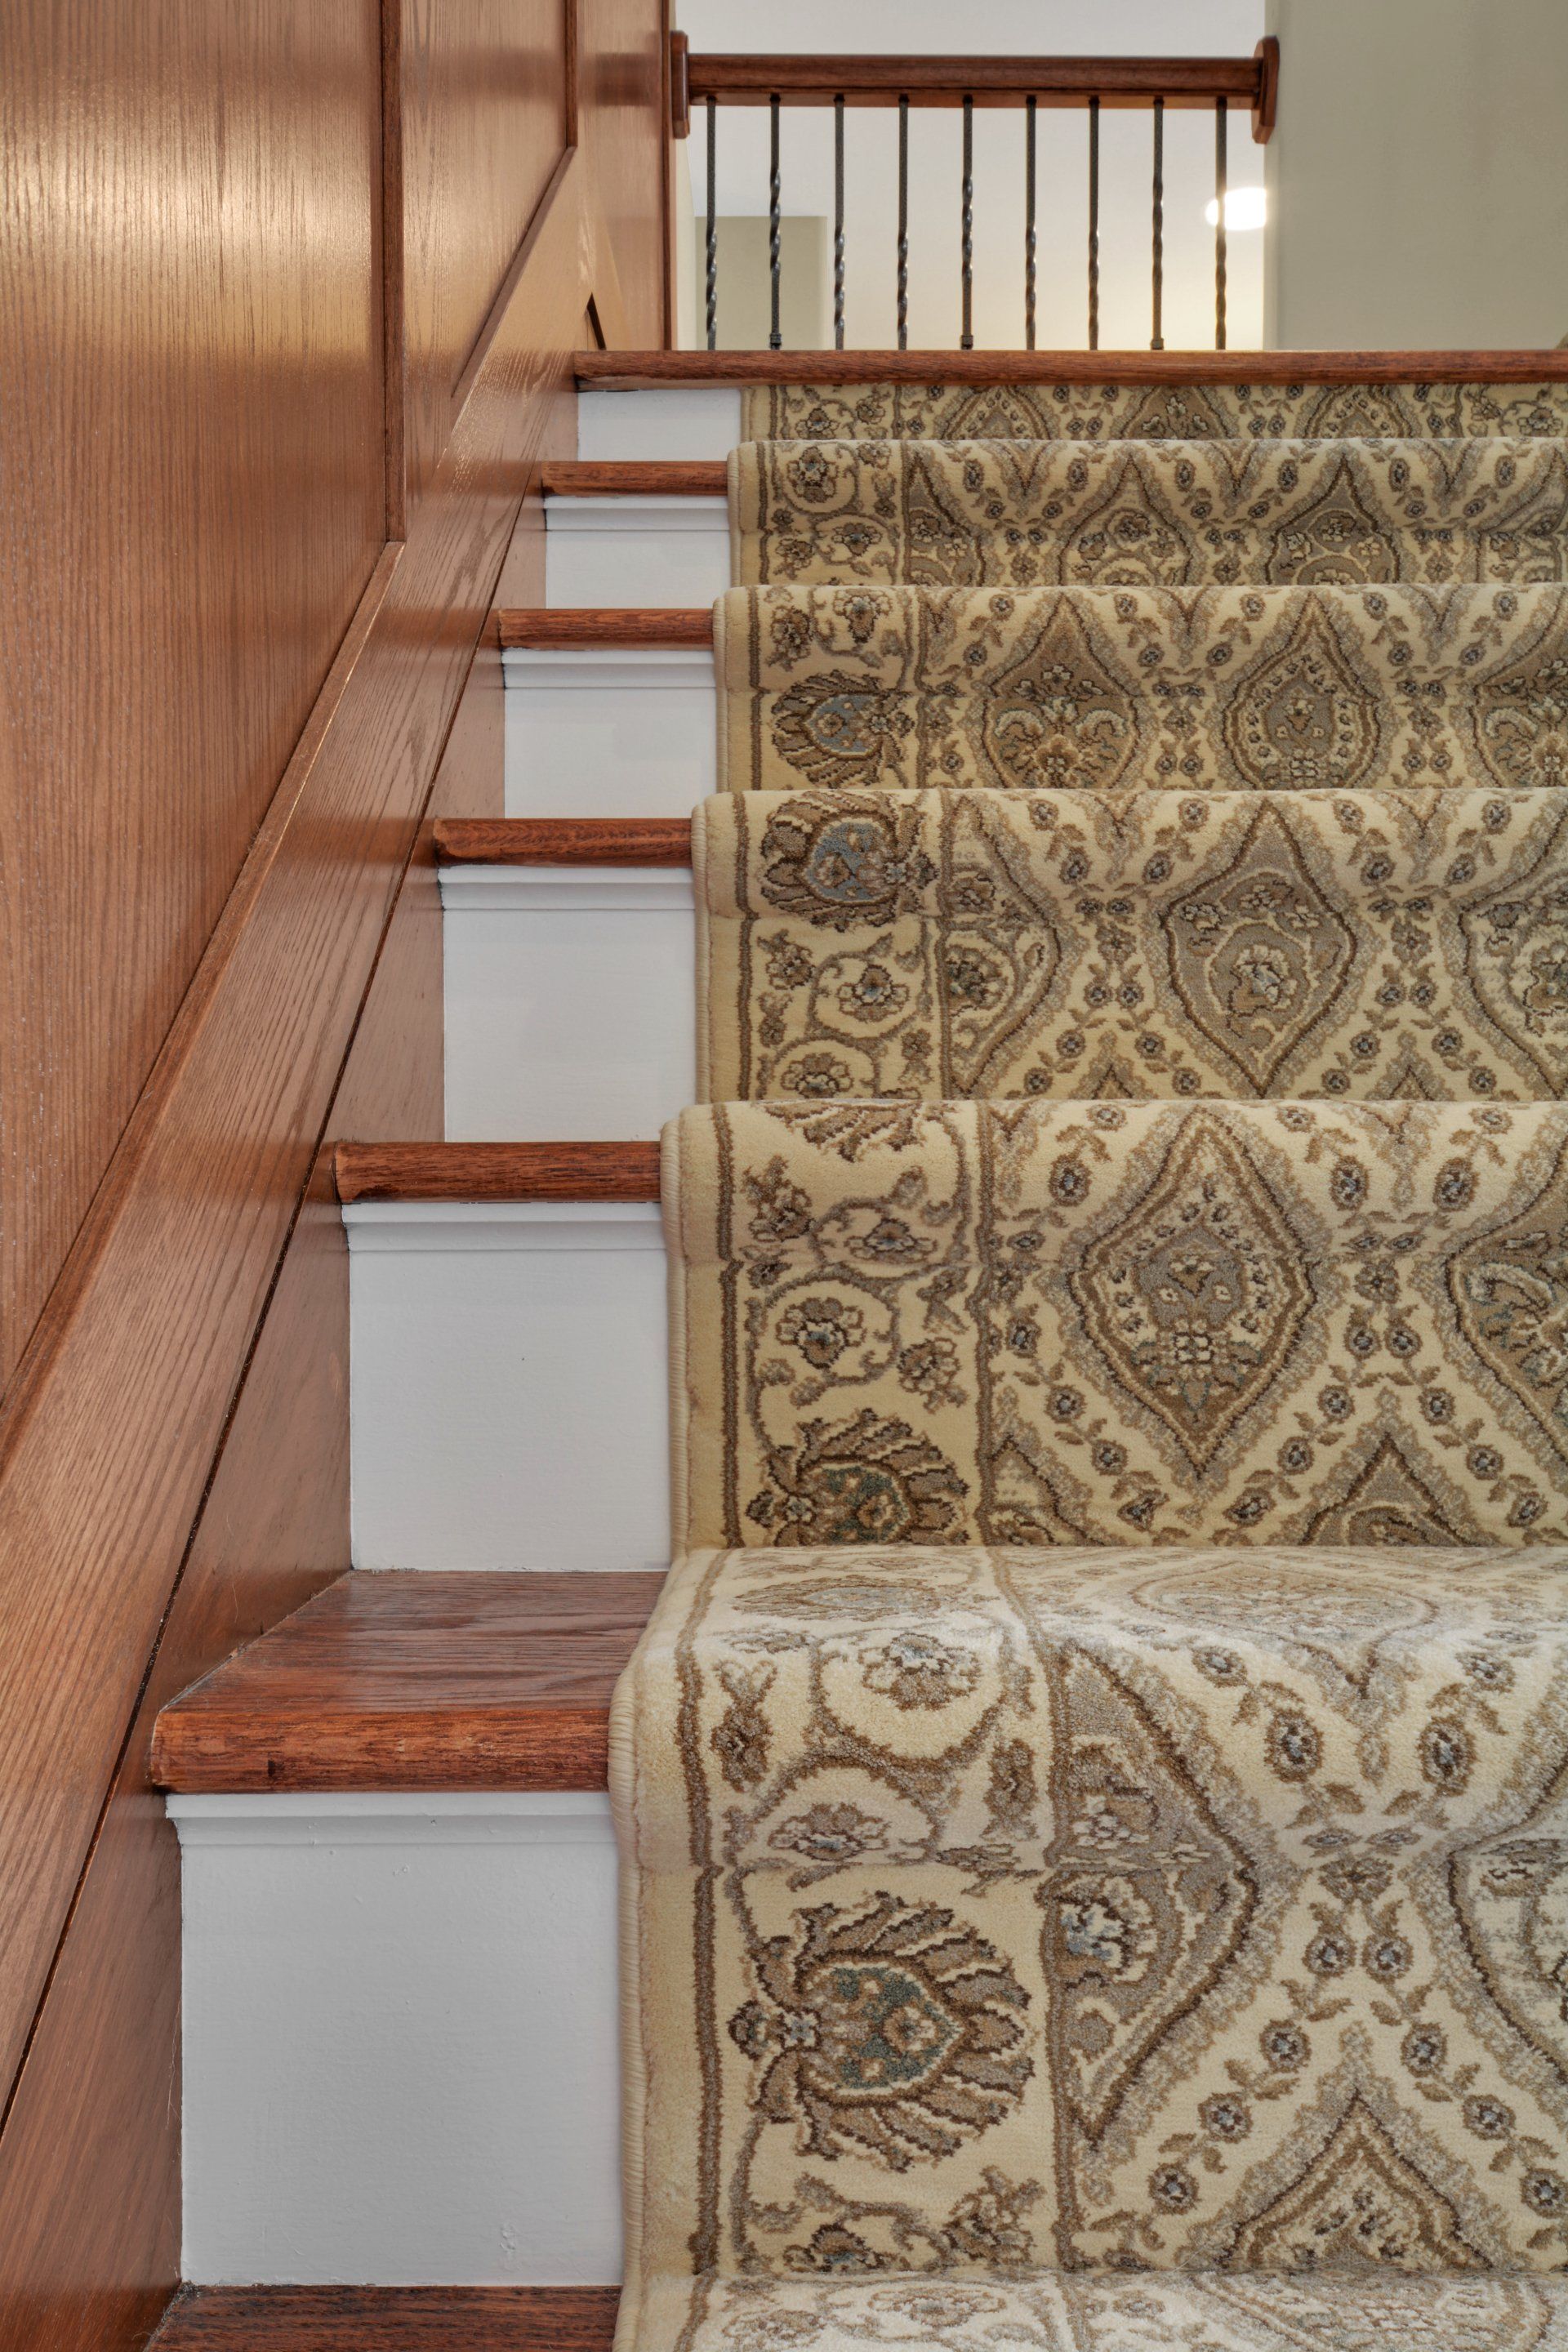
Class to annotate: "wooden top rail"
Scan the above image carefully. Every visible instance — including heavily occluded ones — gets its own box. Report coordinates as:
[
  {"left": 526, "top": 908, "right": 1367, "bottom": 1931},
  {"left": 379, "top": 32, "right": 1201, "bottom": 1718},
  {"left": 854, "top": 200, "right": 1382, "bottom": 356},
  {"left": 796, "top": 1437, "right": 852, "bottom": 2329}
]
[
  {"left": 676, "top": 40, "right": 1277, "bottom": 139},
  {"left": 334, "top": 1141, "right": 662, "bottom": 1205}
]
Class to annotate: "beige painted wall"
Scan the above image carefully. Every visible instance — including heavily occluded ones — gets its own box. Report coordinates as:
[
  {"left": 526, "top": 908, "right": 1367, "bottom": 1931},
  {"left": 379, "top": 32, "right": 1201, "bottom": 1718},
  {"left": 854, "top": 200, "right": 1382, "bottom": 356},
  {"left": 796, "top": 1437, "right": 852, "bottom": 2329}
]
[{"left": 1266, "top": 0, "right": 1568, "bottom": 349}]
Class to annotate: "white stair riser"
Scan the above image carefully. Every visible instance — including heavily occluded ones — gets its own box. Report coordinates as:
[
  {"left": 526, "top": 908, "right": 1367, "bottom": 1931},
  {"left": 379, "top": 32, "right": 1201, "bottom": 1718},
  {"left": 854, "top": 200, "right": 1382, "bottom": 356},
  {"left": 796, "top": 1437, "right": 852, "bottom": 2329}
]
[
  {"left": 442, "top": 868, "right": 697, "bottom": 1141},
  {"left": 577, "top": 386, "right": 742, "bottom": 459},
  {"left": 544, "top": 496, "right": 729, "bottom": 608},
  {"left": 505, "top": 649, "right": 716, "bottom": 818},
  {"left": 348, "top": 1202, "right": 668, "bottom": 1573},
  {"left": 174, "top": 1793, "right": 620, "bottom": 2285}
]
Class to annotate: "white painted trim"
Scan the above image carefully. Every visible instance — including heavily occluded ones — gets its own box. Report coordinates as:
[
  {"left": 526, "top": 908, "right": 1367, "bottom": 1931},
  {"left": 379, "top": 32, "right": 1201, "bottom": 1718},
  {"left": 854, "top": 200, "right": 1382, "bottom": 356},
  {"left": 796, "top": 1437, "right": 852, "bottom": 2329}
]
[
  {"left": 341, "top": 1200, "right": 664, "bottom": 1254},
  {"left": 544, "top": 494, "right": 728, "bottom": 533},
  {"left": 439, "top": 864, "right": 695, "bottom": 915},
  {"left": 167, "top": 1791, "right": 617, "bottom": 1848},
  {"left": 502, "top": 647, "right": 715, "bottom": 693},
  {"left": 577, "top": 387, "right": 742, "bottom": 460}
]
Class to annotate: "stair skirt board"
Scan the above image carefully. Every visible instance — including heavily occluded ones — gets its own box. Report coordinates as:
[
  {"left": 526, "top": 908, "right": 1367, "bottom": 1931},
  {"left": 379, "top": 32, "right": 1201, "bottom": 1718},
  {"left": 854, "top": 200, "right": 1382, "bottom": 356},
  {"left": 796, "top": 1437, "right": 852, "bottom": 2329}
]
[
  {"left": 440, "top": 864, "right": 696, "bottom": 1140},
  {"left": 151, "top": 2285, "right": 620, "bottom": 2351},
  {"left": 504, "top": 648, "right": 716, "bottom": 819},
  {"left": 543, "top": 497, "right": 729, "bottom": 609},
  {"left": 171, "top": 1794, "right": 620, "bottom": 2287},
  {"left": 345, "top": 1198, "right": 668, "bottom": 1575}
]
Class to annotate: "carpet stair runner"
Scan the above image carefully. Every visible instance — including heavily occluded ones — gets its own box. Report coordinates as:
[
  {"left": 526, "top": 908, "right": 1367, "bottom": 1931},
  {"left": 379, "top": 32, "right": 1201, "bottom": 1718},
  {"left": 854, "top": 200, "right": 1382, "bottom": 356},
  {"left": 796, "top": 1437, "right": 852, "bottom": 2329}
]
[{"left": 612, "top": 390, "right": 1568, "bottom": 2352}]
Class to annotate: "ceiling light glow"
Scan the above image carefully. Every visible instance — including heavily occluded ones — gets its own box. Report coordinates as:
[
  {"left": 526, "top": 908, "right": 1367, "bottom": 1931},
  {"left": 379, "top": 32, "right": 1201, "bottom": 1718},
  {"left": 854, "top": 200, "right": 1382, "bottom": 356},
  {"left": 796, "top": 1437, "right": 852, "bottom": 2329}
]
[{"left": 1204, "top": 186, "right": 1268, "bottom": 231}]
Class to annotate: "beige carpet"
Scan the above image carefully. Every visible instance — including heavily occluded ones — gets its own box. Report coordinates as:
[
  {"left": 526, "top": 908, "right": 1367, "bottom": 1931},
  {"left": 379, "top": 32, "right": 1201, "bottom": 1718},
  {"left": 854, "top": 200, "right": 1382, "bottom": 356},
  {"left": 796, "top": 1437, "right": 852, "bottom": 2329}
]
[
  {"left": 695, "top": 787, "right": 1568, "bottom": 1104},
  {"left": 729, "top": 440, "right": 1568, "bottom": 589},
  {"left": 714, "top": 584, "right": 1568, "bottom": 795}
]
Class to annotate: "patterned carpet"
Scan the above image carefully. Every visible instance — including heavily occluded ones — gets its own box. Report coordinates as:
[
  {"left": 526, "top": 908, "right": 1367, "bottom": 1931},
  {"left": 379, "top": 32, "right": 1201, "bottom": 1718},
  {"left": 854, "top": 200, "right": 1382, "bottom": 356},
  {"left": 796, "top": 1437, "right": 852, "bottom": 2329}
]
[{"left": 612, "top": 384, "right": 1568, "bottom": 2352}]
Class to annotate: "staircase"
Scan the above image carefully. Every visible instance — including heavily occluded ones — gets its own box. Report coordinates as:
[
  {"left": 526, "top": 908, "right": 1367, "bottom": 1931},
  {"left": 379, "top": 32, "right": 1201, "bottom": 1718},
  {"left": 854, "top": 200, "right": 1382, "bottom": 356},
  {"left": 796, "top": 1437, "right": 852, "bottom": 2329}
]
[{"left": 150, "top": 353, "right": 1568, "bottom": 2349}]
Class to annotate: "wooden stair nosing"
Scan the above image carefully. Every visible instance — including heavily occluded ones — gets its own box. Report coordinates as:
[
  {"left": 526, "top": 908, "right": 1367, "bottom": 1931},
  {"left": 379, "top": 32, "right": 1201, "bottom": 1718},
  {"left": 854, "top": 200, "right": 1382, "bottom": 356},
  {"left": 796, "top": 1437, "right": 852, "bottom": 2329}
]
[
  {"left": 572, "top": 346, "right": 1568, "bottom": 388},
  {"left": 334, "top": 1140, "right": 662, "bottom": 1205},
  {"left": 497, "top": 606, "right": 711, "bottom": 650},
  {"left": 435, "top": 818, "right": 693, "bottom": 868},
  {"left": 149, "top": 2283, "right": 621, "bottom": 2350},
  {"left": 150, "top": 1571, "right": 662, "bottom": 1795},
  {"left": 541, "top": 461, "right": 727, "bottom": 496}
]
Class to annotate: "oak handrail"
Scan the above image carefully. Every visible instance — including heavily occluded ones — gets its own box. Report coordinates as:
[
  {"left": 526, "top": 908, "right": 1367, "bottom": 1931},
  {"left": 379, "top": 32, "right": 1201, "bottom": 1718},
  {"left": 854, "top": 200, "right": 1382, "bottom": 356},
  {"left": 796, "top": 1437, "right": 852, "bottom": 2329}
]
[{"left": 681, "top": 43, "right": 1278, "bottom": 142}]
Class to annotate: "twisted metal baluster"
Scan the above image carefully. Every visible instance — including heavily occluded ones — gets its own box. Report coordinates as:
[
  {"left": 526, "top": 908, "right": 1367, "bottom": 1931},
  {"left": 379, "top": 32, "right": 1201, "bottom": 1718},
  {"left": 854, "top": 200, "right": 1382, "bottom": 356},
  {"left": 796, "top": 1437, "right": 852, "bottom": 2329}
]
[
  {"left": 1151, "top": 96, "right": 1165, "bottom": 351},
  {"left": 1214, "top": 96, "right": 1228, "bottom": 352},
  {"left": 1024, "top": 95, "right": 1037, "bottom": 351},
  {"left": 960, "top": 93, "right": 974, "bottom": 350},
  {"left": 833, "top": 95, "right": 845, "bottom": 350},
  {"left": 705, "top": 96, "right": 717, "bottom": 350},
  {"left": 1087, "top": 96, "right": 1100, "bottom": 350},
  {"left": 897, "top": 95, "right": 909, "bottom": 350},
  {"left": 768, "top": 94, "right": 782, "bottom": 350}
]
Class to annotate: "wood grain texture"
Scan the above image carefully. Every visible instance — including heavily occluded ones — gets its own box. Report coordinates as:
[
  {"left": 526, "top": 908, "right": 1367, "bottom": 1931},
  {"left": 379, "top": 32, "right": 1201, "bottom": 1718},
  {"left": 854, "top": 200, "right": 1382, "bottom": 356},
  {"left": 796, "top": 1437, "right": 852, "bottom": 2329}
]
[
  {"left": 0, "top": 0, "right": 663, "bottom": 2333},
  {"left": 498, "top": 605, "right": 711, "bottom": 646},
  {"left": 542, "top": 460, "right": 727, "bottom": 493},
  {"left": 335, "top": 1138, "right": 662, "bottom": 1201},
  {"left": 0, "top": 0, "right": 385, "bottom": 1396},
  {"left": 150, "top": 2285, "right": 621, "bottom": 2351},
  {"left": 435, "top": 817, "right": 693, "bottom": 864},
  {"left": 578, "top": 0, "right": 671, "bottom": 350},
  {"left": 686, "top": 51, "right": 1267, "bottom": 111},
  {"left": 577, "top": 346, "right": 1568, "bottom": 386},
  {"left": 152, "top": 1570, "right": 662, "bottom": 1793}
]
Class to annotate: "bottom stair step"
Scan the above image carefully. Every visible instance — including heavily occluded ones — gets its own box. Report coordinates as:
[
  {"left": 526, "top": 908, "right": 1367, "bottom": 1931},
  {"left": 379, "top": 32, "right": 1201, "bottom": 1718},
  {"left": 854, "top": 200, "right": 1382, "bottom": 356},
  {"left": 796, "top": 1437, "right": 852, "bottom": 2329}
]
[{"left": 151, "top": 2284, "right": 619, "bottom": 2349}]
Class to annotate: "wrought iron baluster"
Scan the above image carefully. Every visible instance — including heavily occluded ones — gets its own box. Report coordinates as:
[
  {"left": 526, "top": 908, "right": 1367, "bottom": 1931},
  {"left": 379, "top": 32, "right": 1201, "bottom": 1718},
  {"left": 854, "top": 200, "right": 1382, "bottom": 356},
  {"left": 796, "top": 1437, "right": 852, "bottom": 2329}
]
[
  {"left": 768, "top": 94, "right": 782, "bottom": 350},
  {"left": 833, "top": 95, "right": 845, "bottom": 350},
  {"left": 1214, "top": 96, "right": 1228, "bottom": 352},
  {"left": 1024, "top": 94, "right": 1037, "bottom": 351},
  {"left": 705, "top": 96, "right": 717, "bottom": 350},
  {"left": 1151, "top": 95, "right": 1165, "bottom": 351},
  {"left": 897, "top": 95, "right": 909, "bottom": 350},
  {"left": 1087, "top": 96, "right": 1100, "bottom": 351},
  {"left": 960, "top": 93, "right": 974, "bottom": 350}
]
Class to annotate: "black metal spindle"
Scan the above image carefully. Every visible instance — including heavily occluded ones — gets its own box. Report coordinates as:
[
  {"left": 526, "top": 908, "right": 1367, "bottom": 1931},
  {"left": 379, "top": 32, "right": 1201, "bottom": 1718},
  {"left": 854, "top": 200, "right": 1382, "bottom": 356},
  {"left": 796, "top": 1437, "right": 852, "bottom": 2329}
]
[
  {"left": 1024, "top": 95, "right": 1037, "bottom": 351},
  {"left": 1151, "top": 95, "right": 1165, "bottom": 351},
  {"left": 960, "top": 94, "right": 974, "bottom": 349},
  {"left": 704, "top": 96, "right": 717, "bottom": 350},
  {"left": 768, "top": 94, "right": 782, "bottom": 350},
  {"left": 833, "top": 95, "right": 845, "bottom": 349},
  {"left": 897, "top": 95, "right": 909, "bottom": 350},
  {"left": 1214, "top": 96, "right": 1228, "bottom": 352},
  {"left": 1087, "top": 96, "right": 1100, "bottom": 351}
]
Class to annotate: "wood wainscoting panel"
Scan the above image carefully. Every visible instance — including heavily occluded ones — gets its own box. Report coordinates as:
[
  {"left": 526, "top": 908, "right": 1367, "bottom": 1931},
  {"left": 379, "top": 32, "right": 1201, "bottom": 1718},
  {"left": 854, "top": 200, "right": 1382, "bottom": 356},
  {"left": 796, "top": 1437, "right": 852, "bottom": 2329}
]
[{"left": 0, "top": 0, "right": 387, "bottom": 1398}]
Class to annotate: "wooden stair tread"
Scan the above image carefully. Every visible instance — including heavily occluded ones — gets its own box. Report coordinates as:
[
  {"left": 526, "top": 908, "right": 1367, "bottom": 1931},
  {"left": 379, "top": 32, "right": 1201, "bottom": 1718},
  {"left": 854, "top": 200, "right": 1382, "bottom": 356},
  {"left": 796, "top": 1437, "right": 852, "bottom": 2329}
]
[
  {"left": 150, "top": 2283, "right": 620, "bottom": 2348},
  {"left": 150, "top": 1572, "right": 661, "bottom": 1793},
  {"left": 541, "top": 461, "right": 727, "bottom": 495},
  {"left": 334, "top": 1140, "right": 662, "bottom": 1203},
  {"left": 435, "top": 818, "right": 693, "bottom": 866},
  {"left": 498, "top": 606, "right": 711, "bottom": 648},
  {"left": 574, "top": 346, "right": 1568, "bottom": 387}
]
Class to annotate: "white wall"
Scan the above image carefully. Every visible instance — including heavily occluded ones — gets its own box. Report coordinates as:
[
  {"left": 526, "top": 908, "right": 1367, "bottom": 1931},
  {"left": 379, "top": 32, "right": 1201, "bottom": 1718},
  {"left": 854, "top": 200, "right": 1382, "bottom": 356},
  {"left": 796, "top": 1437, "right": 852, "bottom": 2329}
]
[
  {"left": 676, "top": 0, "right": 1267, "bottom": 351},
  {"left": 1266, "top": 0, "right": 1568, "bottom": 349}
]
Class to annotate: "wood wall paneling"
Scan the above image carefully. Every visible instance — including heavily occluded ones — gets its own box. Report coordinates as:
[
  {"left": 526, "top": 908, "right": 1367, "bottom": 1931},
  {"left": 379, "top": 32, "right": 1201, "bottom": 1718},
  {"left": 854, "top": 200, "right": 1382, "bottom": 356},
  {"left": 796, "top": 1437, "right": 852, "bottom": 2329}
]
[
  {"left": 0, "top": 0, "right": 386, "bottom": 1396},
  {"left": 0, "top": 2, "right": 667, "bottom": 2344}
]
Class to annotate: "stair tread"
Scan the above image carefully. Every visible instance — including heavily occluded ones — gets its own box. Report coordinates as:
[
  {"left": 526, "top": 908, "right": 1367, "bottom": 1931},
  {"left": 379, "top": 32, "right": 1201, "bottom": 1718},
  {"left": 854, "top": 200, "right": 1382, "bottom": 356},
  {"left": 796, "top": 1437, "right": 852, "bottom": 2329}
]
[
  {"left": 574, "top": 346, "right": 1568, "bottom": 386},
  {"left": 150, "top": 1571, "right": 661, "bottom": 1793},
  {"left": 499, "top": 606, "right": 711, "bottom": 648},
  {"left": 542, "top": 461, "right": 727, "bottom": 495},
  {"left": 334, "top": 1139, "right": 661, "bottom": 1202},
  {"left": 436, "top": 818, "right": 693, "bottom": 866},
  {"left": 150, "top": 2284, "right": 620, "bottom": 2348}
]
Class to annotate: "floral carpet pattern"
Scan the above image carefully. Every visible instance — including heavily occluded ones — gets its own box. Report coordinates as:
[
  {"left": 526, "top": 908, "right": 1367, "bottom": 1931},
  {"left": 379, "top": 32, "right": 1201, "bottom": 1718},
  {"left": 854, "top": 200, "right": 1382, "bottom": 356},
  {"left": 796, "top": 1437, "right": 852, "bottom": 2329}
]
[
  {"left": 729, "top": 440, "right": 1568, "bottom": 590},
  {"left": 614, "top": 385, "right": 1568, "bottom": 2352},
  {"left": 696, "top": 788, "right": 1568, "bottom": 1103},
  {"left": 714, "top": 585, "right": 1568, "bottom": 796}
]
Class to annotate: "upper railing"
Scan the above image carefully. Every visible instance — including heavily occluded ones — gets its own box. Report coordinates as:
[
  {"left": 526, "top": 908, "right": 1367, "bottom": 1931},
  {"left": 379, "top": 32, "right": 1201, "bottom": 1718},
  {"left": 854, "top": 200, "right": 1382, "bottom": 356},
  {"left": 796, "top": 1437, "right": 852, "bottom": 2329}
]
[{"left": 670, "top": 38, "right": 1280, "bottom": 355}]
